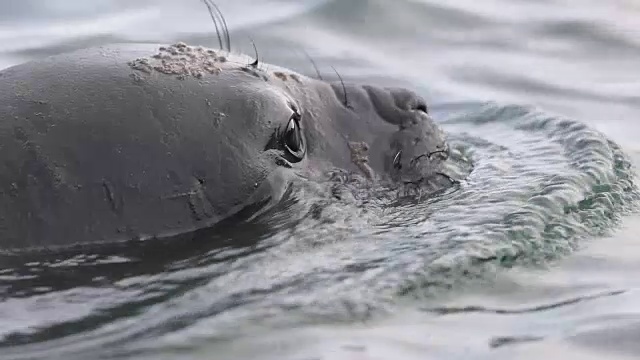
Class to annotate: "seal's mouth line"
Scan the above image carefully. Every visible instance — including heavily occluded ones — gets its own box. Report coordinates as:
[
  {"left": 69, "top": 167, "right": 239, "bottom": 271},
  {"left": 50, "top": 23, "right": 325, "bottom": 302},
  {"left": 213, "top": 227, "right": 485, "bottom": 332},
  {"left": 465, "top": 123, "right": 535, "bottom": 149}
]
[
  {"left": 409, "top": 153, "right": 429, "bottom": 167},
  {"left": 408, "top": 148, "right": 450, "bottom": 168},
  {"left": 428, "top": 148, "right": 449, "bottom": 160}
]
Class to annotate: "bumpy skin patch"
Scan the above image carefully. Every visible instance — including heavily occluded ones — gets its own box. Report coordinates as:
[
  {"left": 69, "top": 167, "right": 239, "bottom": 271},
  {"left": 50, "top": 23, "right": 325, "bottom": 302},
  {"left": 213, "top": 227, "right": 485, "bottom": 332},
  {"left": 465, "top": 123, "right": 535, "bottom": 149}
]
[
  {"left": 128, "top": 42, "right": 223, "bottom": 79},
  {"left": 0, "top": 42, "right": 449, "bottom": 252}
]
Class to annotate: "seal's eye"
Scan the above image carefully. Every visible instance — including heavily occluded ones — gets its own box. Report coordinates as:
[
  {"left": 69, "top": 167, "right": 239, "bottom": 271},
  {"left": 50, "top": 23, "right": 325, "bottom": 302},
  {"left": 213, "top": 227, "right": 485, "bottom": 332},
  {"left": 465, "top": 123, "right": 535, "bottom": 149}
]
[
  {"left": 393, "top": 150, "right": 402, "bottom": 170},
  {"left": 283, "top": 112, "right": 306, "bottom": 161}
]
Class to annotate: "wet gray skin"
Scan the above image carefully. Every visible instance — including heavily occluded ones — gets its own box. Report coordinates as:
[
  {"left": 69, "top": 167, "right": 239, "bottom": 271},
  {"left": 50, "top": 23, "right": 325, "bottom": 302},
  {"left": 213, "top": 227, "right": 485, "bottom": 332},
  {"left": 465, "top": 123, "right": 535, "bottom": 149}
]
[{"left": 0, "top": 43, "right": 449, "bottom": 252}]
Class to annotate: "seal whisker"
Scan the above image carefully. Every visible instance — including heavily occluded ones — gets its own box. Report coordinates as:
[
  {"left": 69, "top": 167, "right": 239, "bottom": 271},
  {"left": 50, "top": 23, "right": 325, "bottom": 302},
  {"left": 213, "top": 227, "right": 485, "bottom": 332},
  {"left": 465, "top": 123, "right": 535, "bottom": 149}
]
[
  {"left": 201, "top": 0, "right": 231, "bottom": 52},
  {"left": 331, "top": 66, "right": 351, "bottom": 109},
  {"left": 201, "top": 0, "right": 223, "bottom": 50},
  {"left": 214, "top": 1, "right": 232, "bottom": 52},
  {"left": 303, "top": 50, "right": 323, "bottom": 80},
  {"left": 248, "top": 37, "right": 259, "bottom": 68}
]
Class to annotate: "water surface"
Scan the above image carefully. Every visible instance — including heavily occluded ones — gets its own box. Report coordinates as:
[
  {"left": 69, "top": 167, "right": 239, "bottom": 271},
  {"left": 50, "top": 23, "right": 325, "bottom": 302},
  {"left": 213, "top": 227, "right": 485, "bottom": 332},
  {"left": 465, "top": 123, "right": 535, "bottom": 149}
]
[{"left": 0, "top": 1, "right": 639, "bottom": 359}]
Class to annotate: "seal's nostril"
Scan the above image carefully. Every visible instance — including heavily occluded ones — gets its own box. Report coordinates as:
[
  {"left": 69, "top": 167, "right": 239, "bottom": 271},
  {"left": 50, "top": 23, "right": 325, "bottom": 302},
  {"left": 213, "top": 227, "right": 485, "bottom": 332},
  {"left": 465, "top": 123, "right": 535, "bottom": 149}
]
[{"left": 415, "top": 103, "right": 428, "bottom": 113}]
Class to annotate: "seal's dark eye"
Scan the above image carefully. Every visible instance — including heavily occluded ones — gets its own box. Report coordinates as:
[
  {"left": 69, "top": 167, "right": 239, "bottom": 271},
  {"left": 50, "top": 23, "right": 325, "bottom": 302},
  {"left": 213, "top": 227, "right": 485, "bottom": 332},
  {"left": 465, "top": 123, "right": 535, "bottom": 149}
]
[
  {"left": 393, "top": 150, "right": 402, "bottom": 170},
  {"left": 283, "top": 113, "right": 305, "bottom": 161}
]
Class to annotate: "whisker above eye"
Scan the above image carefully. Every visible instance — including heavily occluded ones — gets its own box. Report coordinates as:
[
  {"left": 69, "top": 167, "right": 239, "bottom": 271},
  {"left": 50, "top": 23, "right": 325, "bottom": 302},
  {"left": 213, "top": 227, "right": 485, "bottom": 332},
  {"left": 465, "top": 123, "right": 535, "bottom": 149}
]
[
  {"left": 331, "top": 66, "right": 350, "bottom": 109},
  {"left": 201, "top": 0, "right": 231, "bottom": 52}
]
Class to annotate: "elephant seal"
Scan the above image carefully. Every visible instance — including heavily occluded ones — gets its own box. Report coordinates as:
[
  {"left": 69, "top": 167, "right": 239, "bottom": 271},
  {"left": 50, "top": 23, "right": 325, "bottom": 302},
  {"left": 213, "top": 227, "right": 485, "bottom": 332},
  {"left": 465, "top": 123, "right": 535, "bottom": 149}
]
[{"left": 0, "top": 42, "right": 449, "bottom": 252}]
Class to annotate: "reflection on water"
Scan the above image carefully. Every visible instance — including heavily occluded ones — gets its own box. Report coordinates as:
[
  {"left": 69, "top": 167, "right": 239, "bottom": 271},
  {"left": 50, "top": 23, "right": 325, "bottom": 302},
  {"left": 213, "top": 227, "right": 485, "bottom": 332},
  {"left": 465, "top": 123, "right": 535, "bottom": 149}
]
[{"left": 0, "top": 0, "right": 639, "bottom": 359}]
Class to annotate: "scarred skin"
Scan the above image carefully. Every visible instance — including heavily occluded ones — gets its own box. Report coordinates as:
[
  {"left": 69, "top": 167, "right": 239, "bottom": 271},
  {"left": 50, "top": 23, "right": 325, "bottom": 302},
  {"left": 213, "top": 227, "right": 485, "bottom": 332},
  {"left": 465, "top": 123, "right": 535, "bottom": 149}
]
[{"left": 0, "top": 42, "right": 449, "bottom": 252}]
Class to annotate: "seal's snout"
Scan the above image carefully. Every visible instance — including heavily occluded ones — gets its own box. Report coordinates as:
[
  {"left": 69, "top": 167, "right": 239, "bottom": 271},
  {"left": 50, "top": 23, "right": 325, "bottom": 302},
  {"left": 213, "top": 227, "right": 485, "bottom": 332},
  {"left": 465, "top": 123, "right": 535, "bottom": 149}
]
[
  {"left": 355, "top": 86, "right": 450, "bottom": 186},
  {"left": 386, "top": 119, "right": 447, "bottom": 179},
  {"left": 325, "top": 81, "right": 449, "bottom": 186}
]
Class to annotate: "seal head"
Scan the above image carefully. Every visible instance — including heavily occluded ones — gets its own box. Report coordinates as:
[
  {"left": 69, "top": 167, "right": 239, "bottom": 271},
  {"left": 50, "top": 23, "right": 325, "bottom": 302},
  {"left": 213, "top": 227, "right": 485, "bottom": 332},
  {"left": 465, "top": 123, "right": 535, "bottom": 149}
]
[{"left": 0, "top": 43, "right": 449, "bottom": 251}]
